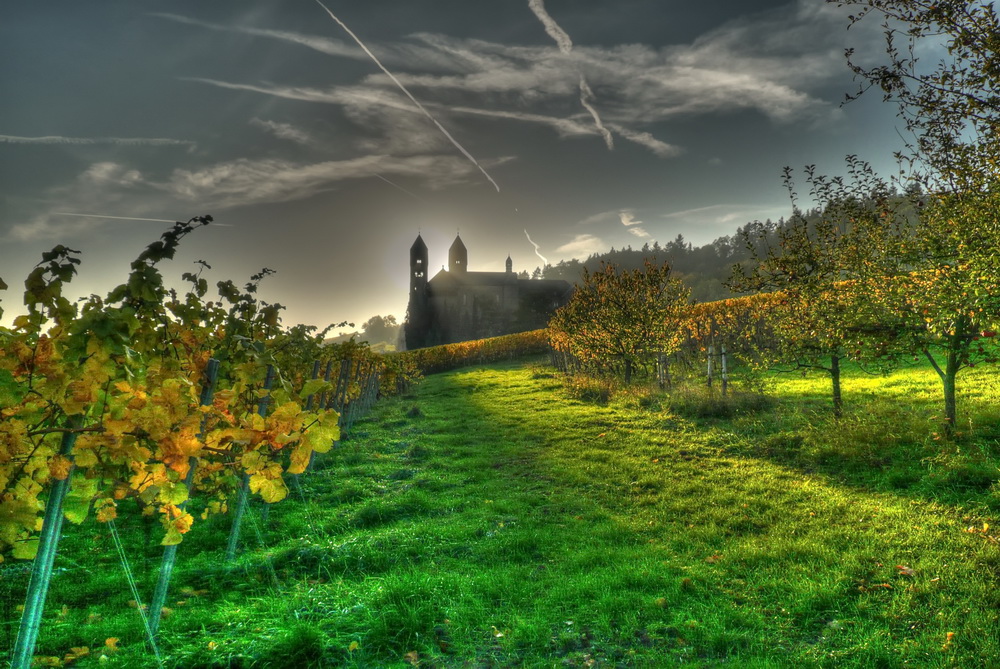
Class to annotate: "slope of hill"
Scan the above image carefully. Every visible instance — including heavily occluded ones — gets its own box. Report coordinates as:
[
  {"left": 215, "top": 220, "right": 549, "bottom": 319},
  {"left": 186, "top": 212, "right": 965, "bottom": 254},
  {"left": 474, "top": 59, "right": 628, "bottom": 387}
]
[{"left": 8, "top": 359, "right": 1000, "bottom": 667}]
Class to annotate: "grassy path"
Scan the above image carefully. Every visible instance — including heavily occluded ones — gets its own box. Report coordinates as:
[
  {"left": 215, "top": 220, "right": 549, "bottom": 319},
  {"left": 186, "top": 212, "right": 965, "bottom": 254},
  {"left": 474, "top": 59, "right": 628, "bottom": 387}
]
[{"left": 12, "top": 360, "right": 1000, "bottom": 667}]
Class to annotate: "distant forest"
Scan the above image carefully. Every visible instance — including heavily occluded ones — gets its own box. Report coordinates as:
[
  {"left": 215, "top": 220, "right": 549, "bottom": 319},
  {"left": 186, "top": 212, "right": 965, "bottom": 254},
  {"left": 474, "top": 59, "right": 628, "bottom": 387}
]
[{"left": 535, "top": 216, "right": 800, "bottom": 303}]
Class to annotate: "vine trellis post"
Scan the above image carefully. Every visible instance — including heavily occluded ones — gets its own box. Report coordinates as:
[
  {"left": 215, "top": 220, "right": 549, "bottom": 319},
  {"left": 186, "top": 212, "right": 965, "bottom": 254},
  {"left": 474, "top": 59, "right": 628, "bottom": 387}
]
[
  {"left": 10, "top": 415, "right": 84, "bottom": 669},
  {"left": 148, "top": 358, "right": 219, "bottom": 637},
  {"left": 225, "top": 365, "right": 275, "bottom": 563},
  {"left": 721, "top": 345, "right": 729, "bottom": 397}
]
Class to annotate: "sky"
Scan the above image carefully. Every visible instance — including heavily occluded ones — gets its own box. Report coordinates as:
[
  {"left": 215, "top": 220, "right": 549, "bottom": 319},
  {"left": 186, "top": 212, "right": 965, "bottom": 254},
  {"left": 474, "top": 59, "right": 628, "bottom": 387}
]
[{"left": 1, "top": 0, "right": 905, "bottom": 332}]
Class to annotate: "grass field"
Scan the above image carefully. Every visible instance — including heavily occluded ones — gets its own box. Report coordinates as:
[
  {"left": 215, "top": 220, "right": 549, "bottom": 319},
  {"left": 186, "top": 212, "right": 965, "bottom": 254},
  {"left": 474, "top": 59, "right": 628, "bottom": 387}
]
[{"left": 4, "top": 357, "right": 1000, "bottom": 667}]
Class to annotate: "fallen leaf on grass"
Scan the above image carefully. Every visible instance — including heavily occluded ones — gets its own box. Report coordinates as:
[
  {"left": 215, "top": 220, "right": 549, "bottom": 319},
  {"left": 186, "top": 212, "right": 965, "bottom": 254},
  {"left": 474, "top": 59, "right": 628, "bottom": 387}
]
[
  {"left": 896, "top": 565, "right": 916, "bottom": 577},
  {"left": 63, "top": 647, "right": 90, "bottom": 665},
  {"left": 348, "top": 641, "right": 359, "bottom": 652},
  {"left": 404, "top": 650, "right": 420, "bottom": 666}
]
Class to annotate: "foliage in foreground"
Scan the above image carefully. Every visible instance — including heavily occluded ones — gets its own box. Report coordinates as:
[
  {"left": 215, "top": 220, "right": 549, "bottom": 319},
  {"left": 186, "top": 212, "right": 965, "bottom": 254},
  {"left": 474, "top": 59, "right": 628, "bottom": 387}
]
[
  {"left": 8, "top": 359, "right": 1000, "bottom": 667},
  {"left": 0, "top": 218, "right": 410, "bottom": 561}
]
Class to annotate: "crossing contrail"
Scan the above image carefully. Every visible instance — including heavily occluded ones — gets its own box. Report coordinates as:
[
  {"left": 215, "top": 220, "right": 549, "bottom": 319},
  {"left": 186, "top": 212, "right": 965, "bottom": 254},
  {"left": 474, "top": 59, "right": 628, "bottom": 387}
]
[
  {"left": 524, "top": 229, "right": 548, "bottom": 266},
  {"left": 528, "top": 0, "right": 614, "bottom": 150},
  {"left": 314, "top": 0, "right": 501, "bottom": 193},
  {"left": 578, "top": 77, "right": 614, "bottom": 150}
]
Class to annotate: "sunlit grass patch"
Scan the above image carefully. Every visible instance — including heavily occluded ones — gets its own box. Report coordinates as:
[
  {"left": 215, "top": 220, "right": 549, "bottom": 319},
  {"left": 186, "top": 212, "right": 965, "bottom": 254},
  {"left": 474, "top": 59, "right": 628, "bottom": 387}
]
[{"left": 9, "top": 357, "right": 1000, "bottom": 667}]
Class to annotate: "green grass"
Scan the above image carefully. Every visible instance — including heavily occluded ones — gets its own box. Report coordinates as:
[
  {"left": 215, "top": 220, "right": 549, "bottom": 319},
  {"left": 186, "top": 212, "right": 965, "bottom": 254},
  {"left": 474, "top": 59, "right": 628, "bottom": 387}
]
[{"left": 4, "top": 358, "right": 1000, "bottom": 667}]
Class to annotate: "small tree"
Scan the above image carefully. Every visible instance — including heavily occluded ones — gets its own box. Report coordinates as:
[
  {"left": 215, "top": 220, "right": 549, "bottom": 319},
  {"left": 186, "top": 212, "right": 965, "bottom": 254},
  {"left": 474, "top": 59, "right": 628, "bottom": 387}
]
[
  {"left": 549, "top": 260, "right": 689, "bottom": 384},
  {"left": 836, "top": 0, "right": 1000, "bottom": 432},
  {"left": 875, "top": 189, "right": 1000, "bottom": 431},
  {"left": 728, "top": 161, "right": 901, "bottom": 416}
]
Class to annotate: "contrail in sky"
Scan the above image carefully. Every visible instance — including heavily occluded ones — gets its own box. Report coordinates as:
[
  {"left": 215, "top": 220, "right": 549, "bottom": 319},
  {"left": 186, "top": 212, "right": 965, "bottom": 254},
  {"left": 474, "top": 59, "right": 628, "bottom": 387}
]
[
  {"left": 524, "top": 229, "right": 548, "bottom": 266},
  {"left": 54, "top": 212, "right": 234, "bottom": 226},
  {"left": 578, "top": 77, "right": 614, "bottom": 150},
  {"left": 313, "top": 0, "right": 501, "bottom": 193},
  {"left": 373, "top": 174, "right": 424, "bottom": 201},
  {"left": 1, "top": 135, "right": 194, "bottom": 148},
  {"left": 528, "top": 0, "right": 613, "bottom": 150},
  {"left": 528, "top": 0, "right": 573, "bottom": 53}
]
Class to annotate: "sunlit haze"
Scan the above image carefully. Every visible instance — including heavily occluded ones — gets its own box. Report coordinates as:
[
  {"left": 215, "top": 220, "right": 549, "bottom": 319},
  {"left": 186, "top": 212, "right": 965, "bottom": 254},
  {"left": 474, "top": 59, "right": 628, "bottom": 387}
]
[{"left": 1, "top": 1, "right": 902, "bottom": 332}]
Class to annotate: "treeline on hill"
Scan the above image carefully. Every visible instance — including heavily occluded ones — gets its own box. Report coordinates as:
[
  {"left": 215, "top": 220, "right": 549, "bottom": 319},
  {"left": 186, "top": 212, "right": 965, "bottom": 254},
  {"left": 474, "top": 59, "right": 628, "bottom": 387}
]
[
  {"left": 537, "top": 192, "right": 921, "bottom": 303},
  {"left": 538, "top": 216, "right": 808, "bottom": 302}
]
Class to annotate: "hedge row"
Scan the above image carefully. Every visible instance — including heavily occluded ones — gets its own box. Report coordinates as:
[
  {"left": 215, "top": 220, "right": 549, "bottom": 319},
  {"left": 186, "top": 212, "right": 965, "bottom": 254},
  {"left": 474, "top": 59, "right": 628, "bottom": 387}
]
[{"left": 394, "top": 329, "right": 549, "bottom": 375}]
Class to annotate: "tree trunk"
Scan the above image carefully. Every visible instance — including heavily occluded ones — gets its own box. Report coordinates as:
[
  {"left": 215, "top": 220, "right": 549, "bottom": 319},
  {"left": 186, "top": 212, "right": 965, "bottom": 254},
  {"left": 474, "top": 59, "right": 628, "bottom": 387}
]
[
  {"left": 943, "top": 351, "right": 959, "bottom": 434},
  {"left": 924, "top": 348, "right": 960, "bottom": 435},
  {"left": 623, "top": 358, "right": 633, "bottom": 385},
  {"left": 830, "top": 354, "right": 842, "bottom": 418}
]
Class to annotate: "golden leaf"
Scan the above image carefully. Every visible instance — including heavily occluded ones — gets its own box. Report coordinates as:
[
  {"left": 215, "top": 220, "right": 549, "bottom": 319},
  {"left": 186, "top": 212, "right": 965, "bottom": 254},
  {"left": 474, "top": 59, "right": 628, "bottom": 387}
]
[{"left": 49, "top": 455, "right": 73, "bottom": 481}]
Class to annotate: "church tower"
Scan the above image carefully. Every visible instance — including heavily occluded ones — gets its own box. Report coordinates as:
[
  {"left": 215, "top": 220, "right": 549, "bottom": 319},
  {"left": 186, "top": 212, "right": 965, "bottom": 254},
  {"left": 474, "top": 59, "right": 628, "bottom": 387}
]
[
  {"left": 505, "top": 254, "right": 513, "bottom": 274},
  {"left": 410, "top": 234, "right": 428, "bottom": 294},
  {"left": 449, "top": 235, "right": 468, "bottom": 274},
  {"left": 404, "top": 234, "right": 430, "bottom": 350}
]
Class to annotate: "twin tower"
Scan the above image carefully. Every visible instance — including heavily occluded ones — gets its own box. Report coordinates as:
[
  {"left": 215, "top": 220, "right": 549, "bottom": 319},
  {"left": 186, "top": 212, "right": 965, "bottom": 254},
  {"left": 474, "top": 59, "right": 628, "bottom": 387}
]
[
  {"left": 409, "top": 233, "right": 512, "bottom": 295},
  {"left": 403, "top": 233, "right": 571, "bottom": 350}
]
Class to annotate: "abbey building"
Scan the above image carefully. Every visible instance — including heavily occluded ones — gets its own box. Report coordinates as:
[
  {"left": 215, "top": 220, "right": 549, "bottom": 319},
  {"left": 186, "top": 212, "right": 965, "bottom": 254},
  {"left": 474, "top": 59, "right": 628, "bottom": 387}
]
[{"left": 403, "top": 234, "right": 572, "bottom": 349}]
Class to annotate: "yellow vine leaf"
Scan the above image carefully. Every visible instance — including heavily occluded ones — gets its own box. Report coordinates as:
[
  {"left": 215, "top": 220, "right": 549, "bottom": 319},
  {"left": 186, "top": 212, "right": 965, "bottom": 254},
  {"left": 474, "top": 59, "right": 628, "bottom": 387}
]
[
  {"left": 12, "top": 538, "right": 38, "bottom": 560},
  {"left": 71, "top": 442, "right": 99, "bottom": 468},
  {"left": 159, "top": 481, "right": 189, "bottom": 506},
  {"left": 160, "top": 509, "right": 194, "bottom": 545},
  {"left": 0, "top": 498, "right": 39, "bottom": 540},
  {"left": 249, "top": 473, "right": 288, "bottom": 503},
  {"left": 95, "top": 499, "right": 117, "bottom": 523},
  {"left": 63, "top": 476, "right": 99, "bottom": 524},
  {"left": 286, "top": 441, "right": 312, "bottom": 475},
  {"left": 299, "top": 379, "right": 330, "bottom": 399}
]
